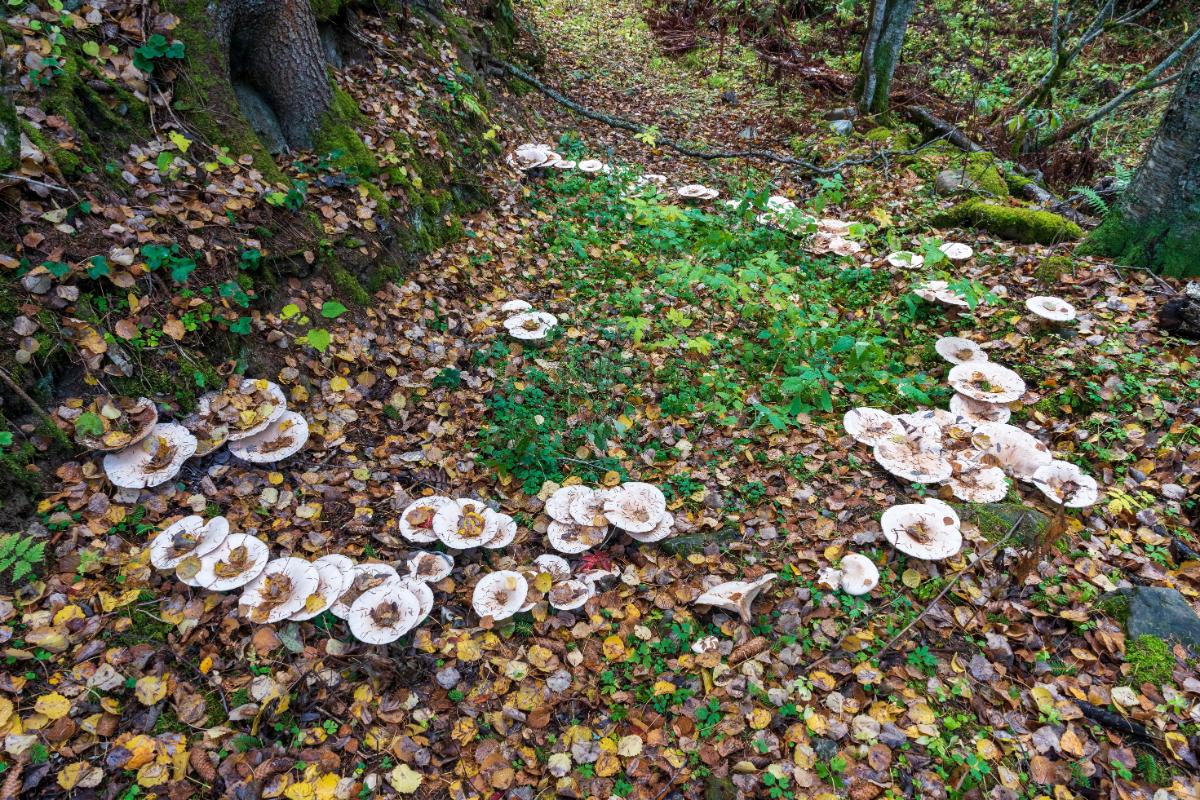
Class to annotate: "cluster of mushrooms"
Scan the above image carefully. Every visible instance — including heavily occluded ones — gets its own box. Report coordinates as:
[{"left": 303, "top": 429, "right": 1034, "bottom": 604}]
[
  {"left": 505, "top": 142, "right": 614, "bottom": 174},
  {"left": 150, "top": 514, "right": 451, "bottom": 644},
  {"left": 58, "top": 378, "right": 308, "bottom": 490},
  {"left": 399, "top": 495, "right": 519, "bottom": 550},
  {"left": 543, "top": 481, "right": 676, "bottom": 550},
  {"left": 498, "top": 298, "right": 558, "bottom": 344},
  {"left": 471, "top": 553, "right": 617, "bottom": 622}
]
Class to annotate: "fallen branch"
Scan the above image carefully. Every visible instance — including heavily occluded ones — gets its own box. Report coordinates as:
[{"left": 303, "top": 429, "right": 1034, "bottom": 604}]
[
  {"left": 480, "top": 53, "right": 947, "bottom": 176},
  {"left": 0, "top": 366, "right": 58, "bottom": 433},
  {"left": 1077, "top": 700, "right": 1155, "bottom": 741}
]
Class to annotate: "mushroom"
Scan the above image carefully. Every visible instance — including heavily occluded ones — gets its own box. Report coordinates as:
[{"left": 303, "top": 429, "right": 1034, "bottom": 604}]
[
  {"left": 914, "top": 280, "right": 971, "bottom": 309},
  {"left": 433, "top": 498, "right": 498, "bottom": 549},
  {"left": 532, "top": 554, "right": 572, "bottom": 582},
  {"left": 330, "top": 563, "right": 401, "bottom": 618},
  {"left": 949, "top": 392, "right": 1011, "bottom": 425},
  {"left": 948, "top": 457, "right": 1009, "bottom": 503},
  {"left": 577, "top": 159, "right": 608, "bottom": 174},
  {"left": 288, "top": 557, "right": 350, "bottom": 621},
  {"left": 399, "top": 496, "right": 454, "bottom": 544},
  {"left": 499, "top": 299, "right": 533, "bottom": 313},
  {"left": 625, "top": 511, "right": 675, "bottom": 543},
  {"left": 228, "top": 411, "right": 309, "bottom": 463},
  {"left": 817, "top": 218, "right": 851, "bottom": 235},
  {"left": 406, "top": 551, "right": 454, "bottom": 583},
  {"left": 880, "top": 500, "right": 963, "bottom": 560},
  {"left": 472, "top": 570, "right": 529, "bottom": 622},
  {"left": 1026, "top": 295, "right": 1077, "bottom": 323},
  {"left": 897, "top": 408, "right": 972, "bottom": 440},
  {"left": 483, "top": 511, "right": 518, "bottom": 549},
  {"left": 506, "top": 143, "right": 558, "bottom": 171},
  {"left": 839, "top": 553, "right": 880, "bottom": 596},
  {"left": 69, "top": 395, "right": 158, "bottom": 451},
  {"left": 568, "top": 487, "right": 611, "bottom": 527},
  {"left": 809, "top": 233, "right": 863, "bottom": 256},
  {"left": 885, "top": 251, "right": 924, "bottom": 269},
  {"left": 873, "top": 434, "right": 953, "bottom": 484},
  {"left": 222, "top": 379, "right": 287, "bottom": 441},
  {"left": 103, "top": 423, "right": 198, "bottom": 489},
  {"left": 1031, "top": 460, "right": 1099, "bottom": 508},
  {"left": 676, "top": 184, "right": 719, "bottom": 200},
  {"left": 603, "top": 482, "right": 667, "bottom": 533},
  {"left": 150, "top": 515, "right": 229, "bottom": 570},
  {"left": 843, "top": 407, "right": 903, "bottom": 447},
  {"left": 939, "top": 242, "right": 974, "bottom": 262},
  {"left": 182, "top": 393, "right": 230, "bottom": 457},
  {"left": 548, "top": 579, "right": 593, "bottom": 611},
  {"left": 971, "top": 422, "right": 1052, "bottom": 480},
  {"left": 948, "top": 361, "right": 1026, "bottom": 404},
  {"left": 238, "top": 557, "right": 320, "bottom": 624},
  {"left": 816, "top": 565, "right": 844, "bottom": 591},
  {"left": 550, "top": 158, "right": 577, "bottom": 170},
  {"left": 395, "top": 575, "right": 434, "bottom": 620},
  {"left": 545, "top": 485, "right": 589, "bottom": 523},
  {"left": 935, "top": 336, "right": 986, "bottom": 365},
  {"left": 547, "top": 520, "right": 606, "bottom": 554},
  {"left": 347, "top": 583, "right": 422, "bottom": 644},
  {"left": 186, "top": 533, "right": 269, "bottom": 591},
  {"left": 504, "top": 311, "right": 558, "bottom": 342},
  {"left": 694, "top": 573, "right": 778, "bottom": 624}
]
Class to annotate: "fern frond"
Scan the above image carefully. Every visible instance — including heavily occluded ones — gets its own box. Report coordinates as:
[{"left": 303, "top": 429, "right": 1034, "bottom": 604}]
[{"left": 1071, "top": 185, "right": 1109, "bottom": 216}]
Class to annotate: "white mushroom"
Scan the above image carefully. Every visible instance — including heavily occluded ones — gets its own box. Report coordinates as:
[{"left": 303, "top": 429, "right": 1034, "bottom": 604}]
[
  {"left": 948, "top": 457, "right": 1010, "bottom": 503},
  {"left": 228, "top": 410, "right": 309, "bottom": 463},
  {"left": 948, "top": 361, "right": 1026, "bottom": 404},
  {"left": 568, "top": 487, "right": 611, "bottom": 527},
  {"left": 395, "top": 575, "right": 434, "bottom": 620},
  {"left": 399, "top": 496, "right": 454, "bottom": 544},
  {"left": 472, "top": 570, "right": 529, "bottom": 622},
  {"left": 406, "top": 551, "right": 454, "bottom": 583},
  {"left": 885, "top": 251, "right": 924, "bottom": 269},
  {"left": 817, "top": 218, "right": 851, "bottom": 235},
  {"left": 694, "top": 573, "right": 777, "bottom": 624},
  {"left": 433, "top": 498, "right": 497, "bottom": 549},
  {"left": 238, "top": 557, "right": 320, "bottom": 624},
  {"left": 873, "top": 434, "right": 953, "bottom": 484},
  {"left": 971, "top": 422, "right": 1053, "bottom": 480},
  {"left": 330, "top": 563, "right": 401, "bottom": 619},
  {"left": 546, "top": 485, "right": 589, "bottom": 523},
  {"left": 949, "top": 392, "right": 1011, "bottom": 424},
  {"left": 550, "top": 158, "right": 577, "bottom": 170},
  {"left": 288, "top": 557, "right": 350, "bottom": 621},
  {"left": 532, "top": 554, "right": 572, "bottom": 582},
  {"left": 504, "top": 311, "right": 558, "bottom": 341},
  {"left": 546, "top": 520, "right": 606, "bottom": 554},
  {"left": 577, "top": 159, "right": 607, "bottom": 174},
  {"left": 186, "top": 533, "right": 269, "bottom": 591},
  {"left": 348, "top": 582, "right": 422, "bottom": 644},
  {"left": 499, "top": 299, "right": 533, "bottom": 313},
  {"left": 816, "top": 566, "right": 844, "bottom": 591},
  {"left": 880, "top": 500, "right": 963, "bottom": 560},
  {"left": 676, "top": 184, "right": 719, "bottom": 200},
  {"left": 70, "top": 395, "right": 158, "bottom": 451},
  {"left": 603, "top": 482, "right": 667, "bottom": 533},
  {"left": 935, "top": 337, "right": 987, "bottom": 365},
  {"left": 483, "top": 510, "right": 519, "bottom": 549},
  {"left": 150, "top": 515, "right": 228, "bottom": 570},
  {"left": 506, "top": 143, "right": 558, "bottom": 171},
  {"left": 103, "top": 423, "right": 197, "bottom": 489},
  {"left": 625, "top": 511, "right": 675, "bottom": 543},
  {"left": 548, "top": 579, "right": 593, "bottom": 611},
  {"left": 839, "top": 553, "right": 880, "bottom": 596},
  {"left": 223, "top": 379, "right": 287, "bottom": 441},
  {"left": 844, "top": 407, "right": 903, "bottom": 447},
  {"left": 1026, "top": 296, "right": 1077, "bottom": 322},
  {"left": 1031, "top": 460, "right": 1099, "bottom": 508},
  {"left": 939, "top": 242, "right": 974, "bottom": 262}
]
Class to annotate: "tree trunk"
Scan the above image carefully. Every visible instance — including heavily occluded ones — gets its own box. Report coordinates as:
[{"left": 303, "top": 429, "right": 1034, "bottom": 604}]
[
  {"left": 1079, "top": 49, "right": 1200, "bottom": 278},
  {"left": 853, "top": 0, "right": 918, "bottom": 116}
]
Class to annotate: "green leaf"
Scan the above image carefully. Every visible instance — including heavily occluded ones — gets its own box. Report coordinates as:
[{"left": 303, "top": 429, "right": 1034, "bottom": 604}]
[
  {"left": 230, "top": 316, "right": 252, "bottom": 335},
  {"left": 169, "top": 259, "right": 196, "bottom": 283},
  {"left": 74, "top": 412, "right": 104, "bottom": 438},
  {"left": 280, "top": 304, "right": 301, "bottom": 320},
  {"left": 168, "top": 131, "right": 192, "bottom": 153},
  {"left": 81, "top": 40, "right": 100, "bottom": 58},
  {"left": 0, "top": 431, "right": 12, "bottom": 447},
  {"left": 44, "top": 260, "right": 70, "bottom": 279},
  {"left": 320, "top": 300, "right": 347, "bottom": 319},
  {"left": 306, "top": 328, "right": 331, "bottom": 352},
  {"left": 86, "top": 255, "right": 110, "bottom": 279}
]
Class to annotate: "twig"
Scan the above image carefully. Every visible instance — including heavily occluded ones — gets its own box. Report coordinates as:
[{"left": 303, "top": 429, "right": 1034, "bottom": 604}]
[
  {"left": 0, "top": 172, "right": 74, "bottom": 195},
  {"left": 0, "top": 366, "right": 58, "bottom": 432}
]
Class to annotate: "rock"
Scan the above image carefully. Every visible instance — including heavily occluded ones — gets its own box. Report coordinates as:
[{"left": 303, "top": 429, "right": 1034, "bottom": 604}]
[
  {"left": 232, "top": 82, "right": 288, "bottom": 155},
  {"left": 720, "top": 90, "right": 738, "bottom": 105},
  {"left": 738, "top": 126, "right": 758, "bottom": 141},
  {"left": 1107, "top": 586, "right": 1200, "bottom": 650},
  {"left": 660, "top": 530, "right": 735, "bottom": 556},
  {"left": 830, "top": 119, "right": 854, "bottom": 136},
  {"left": 934, "top": 168, "right": 980, "bottom": 196},
  {"left": 931, "top": 199, "right": 1083, "bottom": 245},
  {"left": 1159, "top": 294, "right": 1200, "bottom": 341},
  {"left": 955, "top": 502, "right": 1048, "bottom": 547},
  {"left": 824, "top": 106, "right": 858, "bottom": 121}
]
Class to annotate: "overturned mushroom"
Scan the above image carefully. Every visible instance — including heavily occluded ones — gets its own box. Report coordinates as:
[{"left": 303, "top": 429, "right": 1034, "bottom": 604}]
[
  {"left": 843, "top": 407, "right": 903, "bottom": 446},
  {"left": 150, "top": 515, "right": 229, "bottom": 570},
  {"left": 399, "top": 496, "right": 454, "bottom": 544},
  {"left": 330, "top": 563, "right": 401, "bottom": 619},
  {"left": 238, "top": 557, "right": 320, "bottom": 624},
  {"left": 547, "top": 520, "right": 606, "bottom": 554},
  {"left": 229, "top": 411, "right": 309, "bottom": 463},
  {"left": 948, "top": 361, "right": 1026, "bottom": 404},
  {"left": 880, "top": 499, "right": 963, "bottom": 560},
  {"left": 949, "top": 392, "right": 1011, "bottom": 425},
  {"left": 1031, "top": 460, "right": 1099, "bottom": 508},
  {"left": 472, "top": 570, "right": 529, "bottom": 622},
  {"left": 187, "top": 533, "right": 269, "bottom": 591},
  {"left": 348, "top": 583, "right": 422, "bottom": 644},
  {"left": 839, "top": 553, "right": 880, "bottom": 596},
  {"left": 577, "top": 159, "right": 609, "bottom": 174},
  {"left": 935, "top": 336, "right": 986, "bottom": 365},
  {"left": 103, "top": 423, "right": 198, "bottom": 489},
  {"left": 694, "top": 573, "right": 777, "bottom": 624},
  {"left": 603, "top": 482, "right": 667, "bottom": 533}
]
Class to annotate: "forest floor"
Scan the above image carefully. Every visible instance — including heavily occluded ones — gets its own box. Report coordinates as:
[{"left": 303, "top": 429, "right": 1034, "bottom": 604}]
[{"left": 1, "top": 1, "right": 1199, "bottom": 799}]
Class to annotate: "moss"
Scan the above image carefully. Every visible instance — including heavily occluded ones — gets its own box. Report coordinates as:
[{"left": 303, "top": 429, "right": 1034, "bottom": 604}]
[
  {"left": 109, "top": 347, "right": 220, "bottom": 410},
  {"left": 0, "top": 91, "right": 18, "bottom": 173},
  {"left": 325, "top": 258, "right": 372, "bottom": 305},
  {"left": 1078, "top": 213, "right": 1200, "bottom": 279},
  {"left": 110, "top": 606, "right": 176, "bottom": 648},
  {"left": 1034, "top": 255, "right": 1074, "bottom": 286},
  {"left": 1125, "top": 634, "right": 1174, "bottom": 686},
  {"left": 1004, "top": 172, "right": 1034, "bottom": 195},
  {"left": 864, "top": 126, "right": 893, "bottom": 142},
  {"left": 961, "top": 153, "right": 1009, "bottom": 197},
  {"left": 308, "top": 0, "right": 348, "bottom": 21},
  {"left": 956, "top": 502, "right": 1048, "bottom": 547},
  {"left": 1135, "top": 752, "right": 1173, "bottom": 787},
  {"left": 933, "top": 199, "right": 1083, "bottom": 245},
  {"left": 313, "top": 85, "right": 377, "bottom": 177},
  {"left": 1096, "top": 593, "right": 1130, "bottom": 624}
]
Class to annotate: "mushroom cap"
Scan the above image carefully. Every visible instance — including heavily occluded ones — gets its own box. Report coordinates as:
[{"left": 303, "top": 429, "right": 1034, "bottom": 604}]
[
  {"left": 935, "top": 336, "right": 987, "bottom": 365},
  {"left": 103, "top": 423, "right": 198, "bottom": 489},
  {"left": 568, "top": 487, "right": 611, "bottom": 527},
  {"left": 880, "top": 500, "right": 963, "bottom": 560},
  {"left": 239, "top": 557, "right": 320, "bottom": 624},
  {"left": 504, "top": 311, "right": 558, "bottom": 341},
  {"left": 948, "top": 361, "right": 1026, "bottom": 404},
  {"left": 577, "top": 159, "right": 607, "bottom": 174},
  {"left": 546, "top": 485, "right": 589, "bottom": 523},
  {"left": 548, "top": 579, "right": 593, "bottom": 611},
  {"left": 827, "top": 236, "right": 863, "bottom": 257},
  {"left": 550, "top": 158, "right": 576, "bottom": 169},
  {"left": 187, "top": 533, "right": 269, "bottom": 591},
  {"left": 546, "top": 520, "right": 606, "bottom": 554},
  {"left": 839, "top": 553, "right": 880, "bottom": 596},
  {"left": 228, "top": 410, "right": 309, "bottom": 463},
  {"left": 313, "top": 553, "right": 355, "bottom": 574},
  {"left": 483, "top": 510, "right": 519, "bottom": 549},
  {"left": 873, "top": 435, "right": 953, "bottom": 484},
  {"left": 72, "top": 395, "right": 158, "bottom": 451},
  {"left": 603, "top": 482, "right": 667, "bottom": 533},
  {"left": 948, "top": 459, "right": 1009, "bottom": 503},
  {"left": 949, "top": 392, "right": 1011, "bottom": 424},
  {"left": 897, "top": 408, "right": 973, "bottom": 439},
  {"left": 223, "top": 379, "right": 287, "bottom": 441},
  {"left": 406, "top": 550, "right": 455, "bottom": 583},
  {"left": 625, "top": 511, "right": 675, "bottom": 543},
  {"left": 694, "top": 573, "right": 777, "bottom": 624},
  {"left": 971, "top": 422, "right": 1053, "bottom": 480},
  {"left": 330, "top": 563, "right": 401, "bottom": 618},
  {"left": 472, "top": 570, "right": 529, "bottom": 621},
  {"left": 499, "top": 299, "right": 533, "bottom": 313},
  {"left": 885, "top": 251, "right": 924, "bottom": 269},
  {"left": 939, "top": 242, "right": 974, "bottom": 262},
  {"left": 506, "top": 143, "right": 557, "bottom": 171},
  {"left": 347, "top": 582, "right": 422, "bottom": 644},
  {"left": 676, "top": 184, "right": 719, "bottom": 200},
  {"left": 395, "top": 575, "right": 435, "bottom": 619},
  {"left": 817, "top": 218, "right": 850, "bottom": 235},
  {"left": 434, "top": 498, "right": 497, "bottom": 549},
  {"left": 532, "top": 554, "right": 572, "bottom": 582},
  {"left": 1031, "top": 460, "right": 1099, "bottom": 507},
  {"left": 288, "top": 557, "right": 351, "bottom": 621},
  {"left": 843, "top": 407, "right": 903, "bottom": 447},
  {"left": 765, "top": 195, "right": 796, "bottom": 213},
  {"left": 151, "top": 515, "right": 229, "bottom": 570},
  {"left": 182, "top": 393, "right": 230, "bottom": 457},
  {"left": 1026, "top": 295, "right": 1077, "bottom": 322},
  {"left": 399, "top": 496, "right": 454, "bottom": 544}
]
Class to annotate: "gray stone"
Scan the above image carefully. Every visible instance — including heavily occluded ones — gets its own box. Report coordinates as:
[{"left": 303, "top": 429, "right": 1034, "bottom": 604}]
[
  {"left": 435, "top": 666, "right": 461, "bottom": 689},
  {"left": 232, "top": 82, "right": 288, "bottom": 154},
  {"left": 824, "top": 106, "right": 858, "bottom": 121},
  {"left": 1110, "top": 586, "right": 1200, "bottom": 650},
  {"left": 830, "top": 119, "right": 854, "bottom": 136},
  {"left": 935, "top": 168, "right": 980, "bottom": 196},
  {"left": 812, "top": 736, "right": 839, "bottom": 760},
  {"left": 660, "top": 529, "right": 735, "bottom": 557}
]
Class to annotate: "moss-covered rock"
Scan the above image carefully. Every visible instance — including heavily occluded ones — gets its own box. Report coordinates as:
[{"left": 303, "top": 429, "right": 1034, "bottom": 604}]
[
  {"left": 933, "top": 199, "right": 1083, "bottom": 245},
  {"left": 1078, "top": 213, "right": 1200, "bottom": 279},
  {"left": 313, "top": 85, "right": 378, "bottom": 177},
  {"left": 956, "top": 502, "right": 1048, "bottom": 547},
  {"left": 1034, "top": 255, "right": 1074, "bottom": 285},
  {"left": 962, "top": 153, "right": 1009, "bottom": 197},
  {"left": 1125, "top": 634, "right": 1174, "bottom": 686},
  {"left": 0, "top": 92, "right": 17, "bottom": 174}
]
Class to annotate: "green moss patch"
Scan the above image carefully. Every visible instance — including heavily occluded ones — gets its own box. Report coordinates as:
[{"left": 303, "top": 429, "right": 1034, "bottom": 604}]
[
  {"left": 956, "top": 502, "right": 1048, "bottom": 547},
  {"left": 1125, "top": 634, "right": 1174, "bottom": 686},
  {"left": 1034, "top": 255, "right": 1074, "bottom": 286},
  {"left": 1078, "top": 213, "right": 1200, "bottom": 279},
  {"left": 933, "top": 199, "right": 1083, "bottom": 245},
  {"left": 313, "top": 86, "right": 378, "bottom": 177}
]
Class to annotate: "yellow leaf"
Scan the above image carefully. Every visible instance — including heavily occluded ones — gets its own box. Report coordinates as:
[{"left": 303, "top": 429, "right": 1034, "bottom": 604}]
[
  {"left": 99, "top": 589, "right": 141, "bottom": 612},
  {"left": 135, "top": 675, "right": 169, "bottom": 706},
  {"left": 285, "top": 781, "right": 315, "bottom": 800},
  {"left": 329, "top": 376, "right": 349, "bottom": 392},
  {"left": 748, "top": 708, "right": 772, "bottom": 730},
  {"left": 53, "top": 605, "right": 84, "bottom": 626},
  {"left": 901, "top": 568, "right": 922, "bottom": 588},
  {"left": 601, "top": 470, "right": 621, "bottom": 487},
  {"left": 602, "top": 635, "right": 626, "bottom": 661},
  {"left": 595, "top": 751, "right": 621, "bottom": 777},
  {"left": 35, "top": 692, "right": 70, "bottom": 720},
  {"left": 199, "top": 656, "right": 213, "bottom": 675},
  {"left": 58, "top": 761, "right": 103, "bottom": 790},
  {"left": 976, "top": 738, "right": 1001, "bottom": 761},
  {"left": 652, "top": 680, "right": 676, "bottom": 696}
]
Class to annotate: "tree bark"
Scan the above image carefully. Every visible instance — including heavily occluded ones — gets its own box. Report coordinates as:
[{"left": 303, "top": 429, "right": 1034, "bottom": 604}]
[
  {"left": 853, "top": 0, "right": 918, "bottom": 116},
  {"left": 1079, "top": 49, "right": 1200, "bottom": 278}
]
